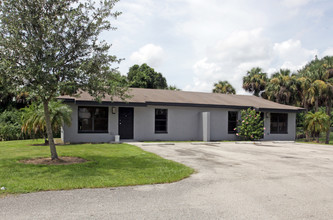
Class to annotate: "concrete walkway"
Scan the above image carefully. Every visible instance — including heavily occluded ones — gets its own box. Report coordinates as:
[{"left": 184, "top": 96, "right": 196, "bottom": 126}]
[{"left": 0, "top": 142, "right": 333, "bottom": 219}]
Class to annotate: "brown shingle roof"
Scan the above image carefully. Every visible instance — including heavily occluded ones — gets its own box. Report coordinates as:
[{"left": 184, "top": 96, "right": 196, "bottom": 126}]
[{"left": 58, "top": 88, "right": 303, "bottom": 112}]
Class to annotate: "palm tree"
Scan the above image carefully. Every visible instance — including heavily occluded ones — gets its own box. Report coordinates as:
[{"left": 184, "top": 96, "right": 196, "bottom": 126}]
[
  {"left": 242, "top": 67, "right": 267, "bottom": 97},
  {"left": 322, "top": 56, "right": 333, "bottom": 144},
  {"left": 298, "top": 56, "right": 333, "bottom": 144},
  {"left": 298, "top": 57, "right": 330, "bottom": 111},
  {"left": 304, "top": 111, "right": 330, "bottom": 143},
  {"left": 296, "top": 75, "right": 311, "bottom": 112},
  {"left": 213, "top": 81, "right": 236, "bottom": 94},
  {"left": 265, "top": 69, "right": 298, "bottom": 105},
  {"left": 21, "top": 101, "right": 72, "bottom": 144},
  {"left": 308, "top": 63, "right": 327, "bottom": 112}
]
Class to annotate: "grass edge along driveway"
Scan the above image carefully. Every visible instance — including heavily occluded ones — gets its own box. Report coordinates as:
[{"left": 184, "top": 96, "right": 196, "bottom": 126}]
[{"left": 0, "top": 140, "right": 194, "bottom": 195}]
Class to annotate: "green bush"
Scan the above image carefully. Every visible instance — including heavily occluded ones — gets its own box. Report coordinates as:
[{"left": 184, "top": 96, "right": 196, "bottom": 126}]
[
  {"left": 0, "top": 123, "right": 22, "bottom": 141},
  {"left": 0, "top": 109, "right": 23, "bottom": 141},
  {"left": 236, "top": 108, "right": 264, "bottom": 141},
  {"left": 0, "top": 103, "right": 65, "bottom": 141},
  {"left": 296, "top": 112, "right": 305, "bottom": 127}
]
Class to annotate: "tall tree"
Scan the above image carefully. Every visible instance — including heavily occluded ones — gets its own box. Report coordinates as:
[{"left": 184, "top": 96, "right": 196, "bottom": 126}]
[
  {"left": 0, "top": 0, "right": 127, "bottom": 160},
  {"left": 127, "top": 63, "right": 168, "bottom": 89},
  {"left": 298, "top": 56, "right": 333, "bottom": 144},
  {"left": 265, "top": 69, "right": 298, "bottom": 105},
  {"left": 298, "top": 57, "right": 330, "bottom": 111},
  {"left": 212, "top": 80, "right": 236, "bottom": 94},
  {"left": 322, "top": 56, "right": 333, "bottom": 144},
  {"left": 304, "top": 111, "right": 330, "bottom": 143},
  {"left": 296, "top": 75, "right": 311, "bottom": 112},
  {"left": 242, "top": 67, "right": 268, "bottom": 97}
]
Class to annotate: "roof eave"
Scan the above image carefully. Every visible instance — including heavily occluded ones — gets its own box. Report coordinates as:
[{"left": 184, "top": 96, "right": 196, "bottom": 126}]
[
  {"left": 59, "top": 98, "right": 303, "bottom": 112},
  {"left": 58, "top": 98, "right": 147, "bottom": 107},
  {"left": 256, "top": 107, "right": 305, "bottom": 113}
]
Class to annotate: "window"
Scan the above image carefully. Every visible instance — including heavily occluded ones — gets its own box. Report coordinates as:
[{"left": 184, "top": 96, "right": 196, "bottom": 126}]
[
  {"left": 270, "top": 113, "right": 288, "bottom": 134},
  {"left": 78, "top": 107, "right": 108, "bottom": 133},
  {"left": 155, "top": 109, "right": 167, "bottom": 133},
  {"left": 228, "top": 111, "right": 238, "bottom": 134}
]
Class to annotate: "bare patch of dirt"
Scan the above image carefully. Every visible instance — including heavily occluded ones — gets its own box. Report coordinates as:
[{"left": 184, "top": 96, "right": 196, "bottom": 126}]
[{"left": 20, "top": 157, "right": 87, "bottom": 165}]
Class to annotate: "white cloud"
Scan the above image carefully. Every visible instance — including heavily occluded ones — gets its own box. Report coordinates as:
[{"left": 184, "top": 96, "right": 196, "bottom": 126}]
[
  {"left": 208, "top": 28, "right": 272, "bottom": 63},
  {"left": 113, "top": 0, "right": 153, "bottom": 30},
  {"left": 108, "top": 0, "right": 331, "bottom": 93},
  {"left": 273, "top": 39, "right": 317, "bottom": 71},
  {"left": 193, "top": 58, "right": 222, "bottom": 80},
  {"left": 184, "top": 29, "right": 273, "bottom": 93},
  {"left": 322, "top": 47, "right": 333, "bottom": 57},
  {"left": 184, "top": 58, "right": 222, "bottom": 92},
  {"left": 129, "top": 44, "right": 165, "bottom": 68},
  {"left": 184, "top": 30, "right": 319, "bottom": 94},
  {"left": 183, "top": 77, "right": 212, "bottom": 92}
]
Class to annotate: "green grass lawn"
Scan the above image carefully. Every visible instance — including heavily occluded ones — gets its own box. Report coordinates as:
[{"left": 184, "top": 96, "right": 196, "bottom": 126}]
[{"left": 0, "top": 139, "right": 194, "bottom": 195}]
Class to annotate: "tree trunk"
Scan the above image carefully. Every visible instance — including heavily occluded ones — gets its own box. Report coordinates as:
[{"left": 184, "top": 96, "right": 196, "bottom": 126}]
[
  {"left": 43, "top": 100, "right": 58, "bottom": 160},
  {"left": 325, "top": 98, "right": 332, "bottom": 144},
  {"left": 315, "top": 97, "right": 319, "bottom": 112},
  {"left": 303, "top": 95, "right": 308, "bottom": 113},
  {"left": 304, "top": 99, "right": 310, "bottom": 141}
]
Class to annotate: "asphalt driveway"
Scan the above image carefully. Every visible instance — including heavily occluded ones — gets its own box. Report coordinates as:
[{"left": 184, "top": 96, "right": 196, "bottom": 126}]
[{"left": 1, "top": 142, "right": 333, "bottom": 219}]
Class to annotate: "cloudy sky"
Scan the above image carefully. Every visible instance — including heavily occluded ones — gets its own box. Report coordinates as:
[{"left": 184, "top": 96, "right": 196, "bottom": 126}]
[{"left": 103, "top": 0, "right": 333, "bottom": 94}]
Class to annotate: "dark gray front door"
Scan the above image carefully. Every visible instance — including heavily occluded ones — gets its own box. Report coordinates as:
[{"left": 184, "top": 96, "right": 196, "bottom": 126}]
[{"left": 118, "top": 107, "right": 134, "bottom": 139}]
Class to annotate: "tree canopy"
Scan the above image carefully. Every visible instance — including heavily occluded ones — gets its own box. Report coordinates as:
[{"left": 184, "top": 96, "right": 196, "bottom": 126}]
[
  {"left": 127, "top": 63, "right": 168, "bottom": 89},
  {"left": 167, "top": 85, "right": 181, "bottom": 91},
  {"left": 21, "top": 101, "right": 72, "bottom": 144},
  {"left": 265, "top": 69, "right": 298, "bottom": 105},
  {"left": 0, "top": 0, "right": 126, "bottom": 159},
  {"left": 244, "top": 56, "right": 333, "bottom": 144},
  {"left": 242, "top": 67, "right": 268, "bottom": 97},
  {"left": 212, "top": 80, "right": 236, "bottom": 94}
]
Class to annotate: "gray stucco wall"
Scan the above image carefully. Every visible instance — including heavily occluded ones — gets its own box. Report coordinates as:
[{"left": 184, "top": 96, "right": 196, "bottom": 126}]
[
  {"left": 263, "top": 112, "right": 296, "bottom": 141},
  {"left": 62, "top": 103, "right": 296, "bottom": 143},
  {"left": 132, "top": 105, "right": 241, "bottom": 141},
  {"left": 62, "top": 103, "right": 118, "bottom": 143}
]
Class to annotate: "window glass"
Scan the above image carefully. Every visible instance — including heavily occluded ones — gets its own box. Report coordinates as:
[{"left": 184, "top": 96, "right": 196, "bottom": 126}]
[
  {"left": 78, "top": 107, "right": 108, "bottom": 133},
  {"left": 270, "top": 113, "right": 288, "bottom": 134},
  {"left": 78, "top": 107, "right": 93, "bottom": 131},
  {"left": 228, "top": 111, "right": 238, "bottom": 134},
  {"left": 155, "top": 109, "right": 167, "bottom": 133},
  {"left": 94, "top": 107, "right": 108, "bottom": 131}
]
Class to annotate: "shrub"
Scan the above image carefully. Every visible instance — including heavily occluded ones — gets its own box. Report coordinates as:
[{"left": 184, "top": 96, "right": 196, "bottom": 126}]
[
  {"left": 236, "top": 108, "right": 264, "bottom": 141},
  {"left": 296, "top": 112, "right": 305, "bottom": 127},
  {"left": 0, "top": 109, "right": 23, "bottom": 141}
]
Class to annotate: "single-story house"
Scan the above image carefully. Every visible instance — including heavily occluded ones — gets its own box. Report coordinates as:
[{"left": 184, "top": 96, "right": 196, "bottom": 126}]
[{"left": 58, "top": 88, "right": 303, "bottom": 143}]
